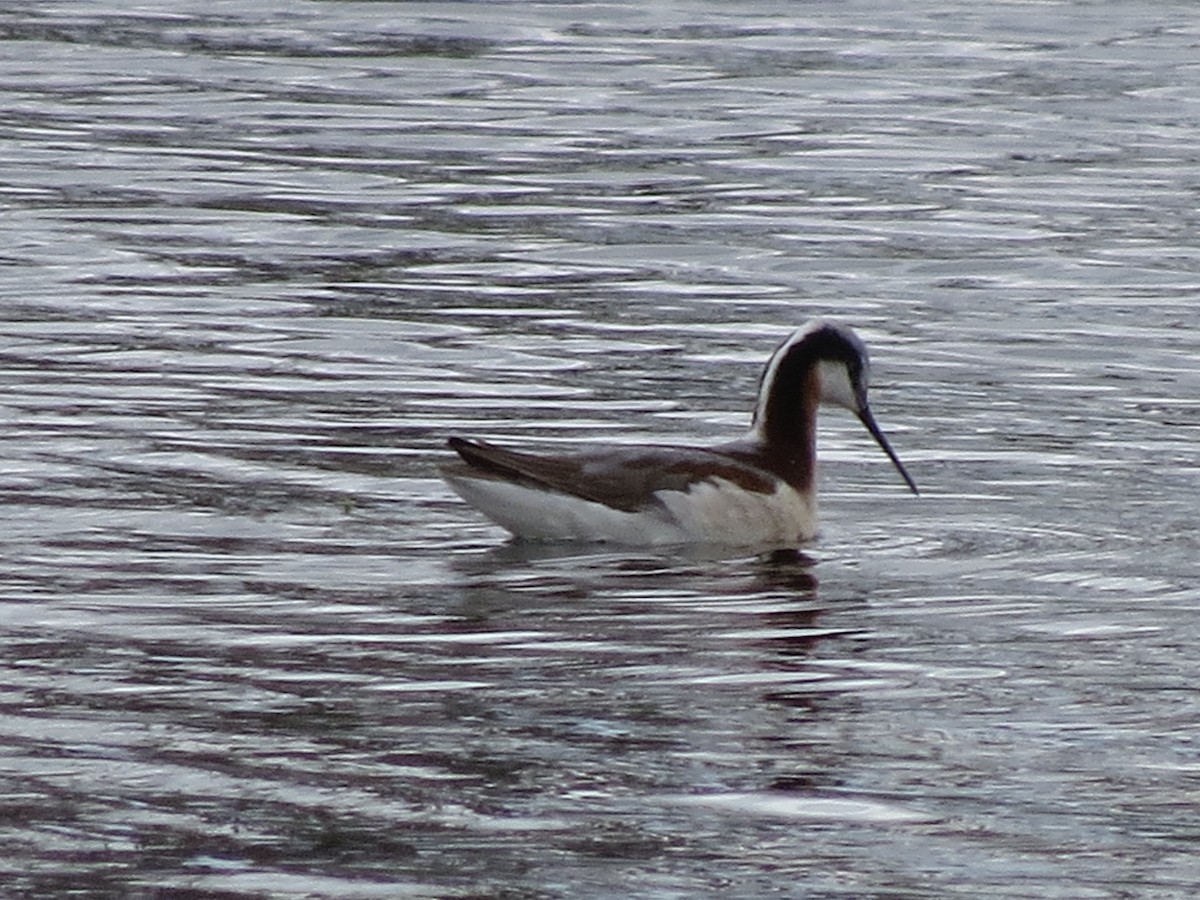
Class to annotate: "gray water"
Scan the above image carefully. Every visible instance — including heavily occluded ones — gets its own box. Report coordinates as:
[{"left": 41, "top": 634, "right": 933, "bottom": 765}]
[{"left": 2, "top": 1, "right": 1200, "bottom": 897}]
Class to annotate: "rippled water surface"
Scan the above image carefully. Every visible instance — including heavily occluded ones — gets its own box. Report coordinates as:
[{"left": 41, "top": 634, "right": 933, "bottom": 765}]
[{"left": 3, "top": 1, "right": 1200, "bottom": 897}]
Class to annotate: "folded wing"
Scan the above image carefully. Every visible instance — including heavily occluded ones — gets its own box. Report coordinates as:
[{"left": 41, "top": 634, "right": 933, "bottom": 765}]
[{"left": 445, "top": 436, "right": 778, "bottom": 512}]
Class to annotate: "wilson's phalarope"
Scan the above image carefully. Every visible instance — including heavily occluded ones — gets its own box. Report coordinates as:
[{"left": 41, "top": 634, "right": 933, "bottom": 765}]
[{"left": 442, "top": 319, "right": 917, "bottom": 546}]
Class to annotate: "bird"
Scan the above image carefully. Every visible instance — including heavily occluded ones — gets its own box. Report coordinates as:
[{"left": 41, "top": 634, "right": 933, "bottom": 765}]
[{"left": 441, "top": 319, "right": 918, "bottom": 547}]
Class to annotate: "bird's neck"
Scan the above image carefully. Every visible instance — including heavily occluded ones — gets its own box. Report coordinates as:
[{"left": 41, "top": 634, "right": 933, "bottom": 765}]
[{"left": 741, "top": 365, "right": 821, "bottom": 491}]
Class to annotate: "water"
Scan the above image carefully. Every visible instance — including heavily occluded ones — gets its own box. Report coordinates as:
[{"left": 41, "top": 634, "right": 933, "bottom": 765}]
[{"left": 2, "top": 1, "right": 1200, "bottom": 896}]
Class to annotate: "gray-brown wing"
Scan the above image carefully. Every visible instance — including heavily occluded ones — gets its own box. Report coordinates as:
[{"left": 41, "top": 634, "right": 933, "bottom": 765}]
[{"left": 445, "top": 437, "right": 777, "bottom": 513}]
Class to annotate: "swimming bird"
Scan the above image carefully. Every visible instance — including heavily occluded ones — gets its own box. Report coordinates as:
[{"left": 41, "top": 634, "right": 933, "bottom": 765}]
[{"left": 442, "top": 319, "right": 917, "bottom": 546}]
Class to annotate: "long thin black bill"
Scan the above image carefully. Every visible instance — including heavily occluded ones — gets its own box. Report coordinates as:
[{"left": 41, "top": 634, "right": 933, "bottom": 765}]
[{"left": 858, "top": 408, "right": 919, "bottom": 495}]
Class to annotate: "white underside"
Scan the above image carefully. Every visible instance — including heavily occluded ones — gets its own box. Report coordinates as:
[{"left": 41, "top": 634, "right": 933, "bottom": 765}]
[{"left": 445, "top": 474, "right": 817, "bottom": 547}]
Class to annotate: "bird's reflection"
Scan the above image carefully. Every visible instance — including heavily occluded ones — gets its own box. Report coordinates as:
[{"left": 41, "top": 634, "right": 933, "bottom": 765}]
[{"left": 448, "top": 541, "right": 830, "bottom": 666}]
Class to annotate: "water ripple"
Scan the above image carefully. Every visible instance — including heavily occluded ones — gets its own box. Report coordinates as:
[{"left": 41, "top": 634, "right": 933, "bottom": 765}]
[{"left": 4, "top": 1, "right": 1200, "bottom": 897}]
